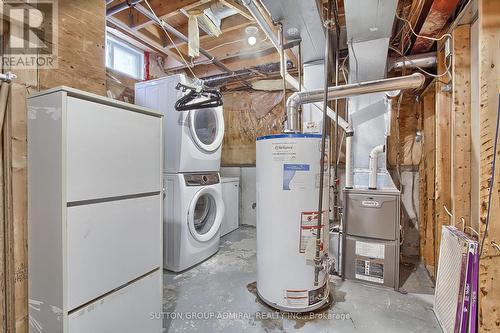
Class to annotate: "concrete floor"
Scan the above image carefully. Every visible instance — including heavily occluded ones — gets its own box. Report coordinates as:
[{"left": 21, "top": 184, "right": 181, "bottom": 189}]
[{"left": 163, "top": 226, "right": 441, "bottom": 333}]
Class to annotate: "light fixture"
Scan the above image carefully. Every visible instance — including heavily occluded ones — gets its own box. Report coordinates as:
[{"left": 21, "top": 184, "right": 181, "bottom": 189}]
[
  {"left": 245, "top": 26, "right": 259, "bottom": 46},
  {"left": 247, "top": 36, "right": 257, "bottom": 46}
]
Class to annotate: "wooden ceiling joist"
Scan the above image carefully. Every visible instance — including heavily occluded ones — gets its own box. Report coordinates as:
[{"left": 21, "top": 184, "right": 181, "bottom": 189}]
[
  {"left": 131, "top": 0, "right": 214, "bottom": 30},
  {"left": 105, "top": 0, "right": 300, "bottom": 79},
  {"left": 162, "top": 14, "right": 252, "bottom": 49}
]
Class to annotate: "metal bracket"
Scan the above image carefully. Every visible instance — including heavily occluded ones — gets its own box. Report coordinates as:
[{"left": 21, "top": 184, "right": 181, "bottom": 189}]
[
  {"left": 0, "top": 71, "right": 17, "bottom": 82},
  {"left": 441, "top": 83, "right": 452, "bottom": 93}
]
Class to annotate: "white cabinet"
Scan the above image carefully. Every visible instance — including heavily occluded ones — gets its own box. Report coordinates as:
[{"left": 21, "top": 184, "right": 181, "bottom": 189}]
[
  {"left": 66, "top": 97, "right": 162, "bottom": 202},
  {"left": 27, "top": 87, "right": 163, "bottom": 333},
  {"left": 67, "top": 195, "right": 162, "bottom": 310},
  {"left": 68, "top": 270, "right": 162, "bottom": 333},
  {"left": 220, "top": 177, "right": 240, "bottom": 236}
]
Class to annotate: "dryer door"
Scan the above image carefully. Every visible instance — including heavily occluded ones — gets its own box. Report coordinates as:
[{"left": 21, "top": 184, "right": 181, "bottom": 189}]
[
  {"left": 188, "top": 106, "right": 224, "bottom": 152},
  {"left": 187, "top": 186, "right": 224, "bottom": 242}
]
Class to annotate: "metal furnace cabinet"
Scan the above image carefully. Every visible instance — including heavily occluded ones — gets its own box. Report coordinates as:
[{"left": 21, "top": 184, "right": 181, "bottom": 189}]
[
  {"left": 342, "top": 188, "right": 400, "bottom": 290},
  {"left": 27, "top": 87, "right": 163, "bottom": 332}
]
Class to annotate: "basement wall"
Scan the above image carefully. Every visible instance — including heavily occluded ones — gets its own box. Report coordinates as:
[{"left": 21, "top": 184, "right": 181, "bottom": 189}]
[{"left": 4, "top": 0, "right": 107, "bottom": 95}]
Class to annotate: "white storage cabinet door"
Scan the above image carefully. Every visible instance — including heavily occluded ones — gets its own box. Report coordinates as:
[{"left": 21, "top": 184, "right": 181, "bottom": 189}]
[
  {"left": 66, "top": 97, "right": 162, "bottom": 202},
  {"left": 67, "top": 195, "right": 162, "bottom": 310}
]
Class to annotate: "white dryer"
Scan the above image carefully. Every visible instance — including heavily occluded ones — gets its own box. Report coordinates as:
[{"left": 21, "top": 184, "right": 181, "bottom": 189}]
[
  {"left": 135, "top": 74, "right": 225, "bottom": 173},
  {"left": 164, "top": 173, "right": 224, "bottom": 272}
]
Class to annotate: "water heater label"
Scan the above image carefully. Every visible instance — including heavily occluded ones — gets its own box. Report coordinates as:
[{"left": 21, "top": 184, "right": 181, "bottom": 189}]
[
  {"left": 283, "top": 164, "right": 310, "bottom": 191},
  {"left": 271, "top": 142, "right": 297, "bottom": 162},
  {"left": 299, "top": 211, "right": 324, "bottom": 255}
]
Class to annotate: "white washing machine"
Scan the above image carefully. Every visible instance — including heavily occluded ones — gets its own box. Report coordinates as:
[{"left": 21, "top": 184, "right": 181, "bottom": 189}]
[
  {"left": 164, "top": 173, "right": 224, "bottom": 272},
  {"left": 135, "top": 74, "right": 225, "bottom": 173}
]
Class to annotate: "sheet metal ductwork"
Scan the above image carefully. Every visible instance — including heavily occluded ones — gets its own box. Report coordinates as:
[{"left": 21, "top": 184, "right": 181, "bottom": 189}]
[{"left": 344, "top": 0, "right": 399, "bottom": 189}]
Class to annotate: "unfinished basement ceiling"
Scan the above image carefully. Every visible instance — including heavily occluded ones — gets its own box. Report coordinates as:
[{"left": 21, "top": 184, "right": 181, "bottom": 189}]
[{"left": 260, "top": 0, "right": 326, "bottom": 63}]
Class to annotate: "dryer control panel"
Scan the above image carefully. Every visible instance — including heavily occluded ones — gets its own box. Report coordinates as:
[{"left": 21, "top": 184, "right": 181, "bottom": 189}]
[{"left": 184, "top": 173, "right": 220, "bottom": 186}]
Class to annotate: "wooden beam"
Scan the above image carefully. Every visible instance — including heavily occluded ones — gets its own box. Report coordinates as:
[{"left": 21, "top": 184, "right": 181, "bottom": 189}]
[
  {"left": 132, "top": 0, "right": 212, "bottom": 29},
  {"left": 400, "top": 0, "right": 434, "bottom": 53},
  {"left": 451, "top": 24, "right": 471, "bottom": 230},
  {"left": 411, "top": 0, "right": 461, "bottom": 53},
  {"left": 477, "top": 0, "right": 500, "bottom": 331},
  {"left": 219, "top": 0, "right": 254, "bottom": 21},
  {"left": 192, "top": 48, "right": 279, "bottom": 77},
  {"left": 162, "top": 26, "right": 274, "bottom": 68},
  {"left": 3, "top": 84, "right": 28, "bottom": 333},
  {"left": 163, "top": 14, "right": 252, "bottom": 49},
  {"left": 419, "top": 80, "right": 437, "bottom": 278},
  {"left": 433, "top": 41, "right": 453, "bottom": 272}
]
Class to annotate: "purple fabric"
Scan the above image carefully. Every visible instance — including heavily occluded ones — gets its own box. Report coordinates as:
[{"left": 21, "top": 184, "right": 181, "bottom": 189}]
[
  {"left": 460, "top": 243, "right": 475, "bottom": 333},
  {"left": 469, "top": 244, "right": 479, "bottom": 333},
  {"left": 455, "top": 250, "right": 467, "bottom": 333}
]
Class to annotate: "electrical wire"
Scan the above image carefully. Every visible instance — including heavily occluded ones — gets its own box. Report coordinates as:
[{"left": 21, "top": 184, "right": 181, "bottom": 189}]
[
  {"left": 395, "top": 11, "right": 452, "bottom": 42},
  {"left": 479, "top": 94, "right": 500, "bottom": 257},
  {"left": 143, "top": 0, "right": 199, "bottom": 80},
  {"left": 336, "top": 131, "right": 345, "bottom": 166},
  {"left": 340, "top": 56, "right": 348, "bottom": 83},
  {"left": 393, "top": 10, "right": 453, "bottom": 62}
]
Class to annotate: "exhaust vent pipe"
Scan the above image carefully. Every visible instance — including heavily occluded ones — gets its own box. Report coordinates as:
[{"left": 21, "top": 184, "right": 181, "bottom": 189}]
[
  {"left": 368, "top": 144, "right": 385, "bottom": 189},
  {"left": 285, "top": 73, "right": 425, "bottom": 133}
]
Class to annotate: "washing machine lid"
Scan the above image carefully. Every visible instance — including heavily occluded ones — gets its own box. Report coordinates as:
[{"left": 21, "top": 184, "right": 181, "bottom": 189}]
[
  {"left": 189, "top": 106, "right": 224, "bottom": 153},
  {"left": 187, "top": 186, "right": 223, "bottom": 242}
]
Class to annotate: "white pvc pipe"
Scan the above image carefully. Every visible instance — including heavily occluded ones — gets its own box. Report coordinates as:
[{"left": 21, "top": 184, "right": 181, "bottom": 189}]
[
  {"left": 345, "top": 134, "right": 353, "bottom": 189},
  {"left": 368, "top": 144, "right": 385, "bottom": 190}
]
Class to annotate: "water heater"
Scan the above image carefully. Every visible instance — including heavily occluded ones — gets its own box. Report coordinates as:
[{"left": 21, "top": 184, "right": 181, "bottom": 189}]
[{"left": 256, "top": 134, "right": 329, "bottom": 312}]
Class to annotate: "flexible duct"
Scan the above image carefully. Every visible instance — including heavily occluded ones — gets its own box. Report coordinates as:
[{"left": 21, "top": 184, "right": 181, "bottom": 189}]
[{"left": 368, "top": 144, "right": 385, "bottom": 189}]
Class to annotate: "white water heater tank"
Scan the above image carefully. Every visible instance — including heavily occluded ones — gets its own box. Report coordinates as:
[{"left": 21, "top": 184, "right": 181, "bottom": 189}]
[{"left": 256, "top": 134, "right": 329, "bottom": 312}]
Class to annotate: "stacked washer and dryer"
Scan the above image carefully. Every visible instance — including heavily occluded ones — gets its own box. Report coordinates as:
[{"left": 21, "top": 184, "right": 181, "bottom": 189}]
[{"left": 135, "top": 74, "right": 225, "bottom": 272}]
